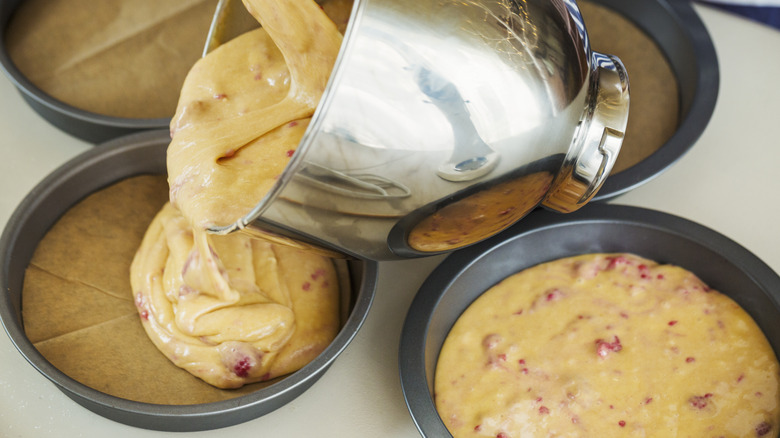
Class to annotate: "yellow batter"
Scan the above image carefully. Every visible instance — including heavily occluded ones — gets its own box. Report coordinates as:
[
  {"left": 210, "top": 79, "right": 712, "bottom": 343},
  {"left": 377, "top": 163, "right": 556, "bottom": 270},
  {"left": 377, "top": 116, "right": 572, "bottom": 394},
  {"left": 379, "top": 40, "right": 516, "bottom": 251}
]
[
  {"left": 167, "top": 0, "right": 344, "bottom": 229},
  {"left": 131, "top": 204, "right": 339, "bottom": 388},
  {"left": 130, "top": 0, "right": 350, "bottom": 388},
  {"left": 408, "top": 172, "right": 553, "bottom": 252},
  {"left": 435, "top": 253, "right": 780, "bottom": 437}
]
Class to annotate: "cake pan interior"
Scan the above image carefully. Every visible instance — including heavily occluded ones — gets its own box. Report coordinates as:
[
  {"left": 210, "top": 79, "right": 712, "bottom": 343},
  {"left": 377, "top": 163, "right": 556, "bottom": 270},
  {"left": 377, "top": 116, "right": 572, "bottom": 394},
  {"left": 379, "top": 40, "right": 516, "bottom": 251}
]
[
  {"left": 0, "top": 130, "right": 378, "bottom": 431},
  {"left": 399, "top": 204, "right": 780, "bottom": 437},
  {"left": 0, "top": 0, "right": 184, "bottom": 143},
  {"left": 585, "top": 0, "right": 719, "bottom": 200}
]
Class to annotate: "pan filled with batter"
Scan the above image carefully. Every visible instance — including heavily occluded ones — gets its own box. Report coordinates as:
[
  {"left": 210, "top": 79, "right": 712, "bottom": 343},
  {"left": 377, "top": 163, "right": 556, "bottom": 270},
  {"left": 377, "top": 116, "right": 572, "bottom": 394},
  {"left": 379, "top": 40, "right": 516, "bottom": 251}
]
[{"left": 400, "top": 204, "right": 780, "bottom": 437}]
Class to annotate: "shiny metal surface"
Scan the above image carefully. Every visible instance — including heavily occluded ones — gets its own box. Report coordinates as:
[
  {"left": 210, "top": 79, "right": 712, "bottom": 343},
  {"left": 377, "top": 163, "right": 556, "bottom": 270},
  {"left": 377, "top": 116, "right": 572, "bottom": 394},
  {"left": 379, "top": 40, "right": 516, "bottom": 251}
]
[{"left": 212, "top": 0, "right": 630, "bottom": 260}]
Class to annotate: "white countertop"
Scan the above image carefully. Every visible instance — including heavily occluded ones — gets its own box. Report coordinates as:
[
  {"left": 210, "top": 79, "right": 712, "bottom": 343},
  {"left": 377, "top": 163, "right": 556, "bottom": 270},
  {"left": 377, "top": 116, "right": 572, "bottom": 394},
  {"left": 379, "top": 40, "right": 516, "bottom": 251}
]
[{"left": 1, "top": 4, "right": 779, "bottom": 437}]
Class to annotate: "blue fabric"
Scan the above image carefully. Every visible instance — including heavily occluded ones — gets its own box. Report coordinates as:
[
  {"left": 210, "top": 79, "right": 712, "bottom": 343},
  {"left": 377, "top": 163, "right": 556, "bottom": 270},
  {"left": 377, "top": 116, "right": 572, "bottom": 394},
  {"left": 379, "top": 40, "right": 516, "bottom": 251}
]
[{"left": 697, "top": 1, "right": 780, "bottom": 29}]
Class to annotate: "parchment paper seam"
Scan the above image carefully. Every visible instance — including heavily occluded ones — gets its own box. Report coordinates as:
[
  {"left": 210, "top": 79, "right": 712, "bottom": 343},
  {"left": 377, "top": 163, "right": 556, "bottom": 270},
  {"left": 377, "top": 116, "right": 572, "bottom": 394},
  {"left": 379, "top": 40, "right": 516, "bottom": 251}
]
[
  {"left": 42, "top": 2, "right": 215, "bottom": 79},
  {"left": 32, "top": 312, "right": 139, "bottom": 347},
  {"left": 28, "top": 262, "right": 133, "bottom": 303}
]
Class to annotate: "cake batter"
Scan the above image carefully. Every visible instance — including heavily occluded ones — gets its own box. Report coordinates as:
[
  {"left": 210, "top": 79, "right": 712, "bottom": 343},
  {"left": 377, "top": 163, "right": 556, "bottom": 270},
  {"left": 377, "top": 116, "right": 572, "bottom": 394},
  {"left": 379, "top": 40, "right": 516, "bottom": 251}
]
[
  {"left": 167, "top": 0, "right": 344, "bottom": 229},
  {"left": 408, "top": 172, "right": 553, "bottom": 252},
  {"left": 130, "top": 0, "right": 349, "bottom": 388},
  {"left": 435, "top": 253, "right": 779, "bottom": 437},
  {"left": 131, "top": 203, "right": 340, "bottom": 388}
]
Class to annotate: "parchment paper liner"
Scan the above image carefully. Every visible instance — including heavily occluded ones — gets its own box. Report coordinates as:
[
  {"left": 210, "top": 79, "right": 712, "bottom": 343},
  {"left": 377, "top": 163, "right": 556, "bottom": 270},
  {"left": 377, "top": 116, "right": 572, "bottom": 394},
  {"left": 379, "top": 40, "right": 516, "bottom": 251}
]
[
  {"left": 5, "top": 0, "right": 218, "bottom": 119},
  {"left": 21, "top": 174, "right": 354, "bottom": 404},
  {"left": 580, "top": 0, "right": 680, "bottom": 175}
]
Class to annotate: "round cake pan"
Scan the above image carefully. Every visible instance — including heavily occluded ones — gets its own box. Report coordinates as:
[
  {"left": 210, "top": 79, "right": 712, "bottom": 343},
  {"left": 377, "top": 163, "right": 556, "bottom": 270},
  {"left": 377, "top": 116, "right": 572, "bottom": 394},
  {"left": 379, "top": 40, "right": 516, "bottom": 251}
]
[
  {"left": 588, "top": 0, "right": 719, "bottom": 200},
  {"left": 0, "top": 129, "right": 379, "bottom": 431},
  {"left": 399, "top": 204, "right": 780, "bottom": 437},
  {"left": 0, "top": 0, "right": 170, "bottom": 143}
]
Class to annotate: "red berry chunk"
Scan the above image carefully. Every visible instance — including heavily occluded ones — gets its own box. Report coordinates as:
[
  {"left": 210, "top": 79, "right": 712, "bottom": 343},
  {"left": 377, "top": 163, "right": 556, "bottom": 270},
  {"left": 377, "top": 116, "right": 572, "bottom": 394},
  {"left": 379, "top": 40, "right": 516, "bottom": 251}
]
[
  {"left": 311, "top": 268, "right": 327, "bottom": 280},
  {"left": 545, "top": 288, "right": 563, "bottom": 301},
  {"left": 233, "top": 357, "right": 252, "bottom": 378},
  {"left": 689, "top": 393, "right": 713, "bottom": 409},
  {"left": 755, "top": 421, "right": 772, "bottom": 436},
  {"left": 595, "top": 336, "right": 623, "bottom": 357},
  {"left": 606, "top": 255, "right": 631, "bottom": 270}
]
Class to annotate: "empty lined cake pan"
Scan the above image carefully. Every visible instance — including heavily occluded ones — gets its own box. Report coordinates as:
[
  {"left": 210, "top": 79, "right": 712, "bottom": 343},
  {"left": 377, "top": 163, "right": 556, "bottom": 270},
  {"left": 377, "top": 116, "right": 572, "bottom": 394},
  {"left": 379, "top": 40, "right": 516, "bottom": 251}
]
[
  {"left": 0, "top": 0, "right": 199, "bottom": 143},
  {"left": 587, "top": 0, "right": 719, "bottom": 200}
]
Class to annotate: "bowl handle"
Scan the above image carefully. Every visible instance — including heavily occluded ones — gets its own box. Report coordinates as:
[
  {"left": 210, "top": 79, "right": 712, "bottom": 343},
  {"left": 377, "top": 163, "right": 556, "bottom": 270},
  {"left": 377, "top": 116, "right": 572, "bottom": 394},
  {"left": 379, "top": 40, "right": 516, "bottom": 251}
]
[{"left": 543, "top": 52, "right": 630, "bottom": 213}]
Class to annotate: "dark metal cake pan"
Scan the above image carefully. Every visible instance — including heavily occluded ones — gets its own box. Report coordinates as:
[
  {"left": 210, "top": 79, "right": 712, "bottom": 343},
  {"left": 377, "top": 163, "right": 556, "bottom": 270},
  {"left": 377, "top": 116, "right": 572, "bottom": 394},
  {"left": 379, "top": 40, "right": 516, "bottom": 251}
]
[
  {"left": 399, "top": 204, "right": 780, "bottom": 437},
  {"left": 589, "top": 0, "right": 719, "bottom": 200},
  {"left": 0, "top": 130, "right": 379, "bottom": 431},
  {"left": 0, "top": 0, "right": 170, "bottom": 143}
]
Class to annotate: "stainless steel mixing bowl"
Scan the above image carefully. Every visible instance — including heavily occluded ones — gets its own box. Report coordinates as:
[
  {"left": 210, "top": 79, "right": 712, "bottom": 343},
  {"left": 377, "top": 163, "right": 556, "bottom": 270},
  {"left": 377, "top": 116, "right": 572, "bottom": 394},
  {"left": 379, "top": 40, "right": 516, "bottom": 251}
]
[{"left": 210, "top": 0, "right": 630, "bottom": 261}]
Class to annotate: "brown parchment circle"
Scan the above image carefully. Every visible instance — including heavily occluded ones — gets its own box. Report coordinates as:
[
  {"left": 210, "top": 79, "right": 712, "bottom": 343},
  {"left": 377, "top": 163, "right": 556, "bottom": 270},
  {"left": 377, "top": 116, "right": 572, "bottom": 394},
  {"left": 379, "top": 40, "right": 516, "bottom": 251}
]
[
  {"left": 580, "top": 1, "right": 680, "bottom": 174},
  {"left": 5, "top": 0, "right": 218, "bottom": 119}
]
